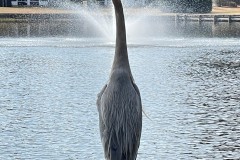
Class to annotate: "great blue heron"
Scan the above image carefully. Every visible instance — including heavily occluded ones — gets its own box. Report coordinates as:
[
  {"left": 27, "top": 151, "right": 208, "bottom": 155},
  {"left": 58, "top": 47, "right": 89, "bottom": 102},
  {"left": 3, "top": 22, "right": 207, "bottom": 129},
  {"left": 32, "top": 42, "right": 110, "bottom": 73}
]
[{"left": 97, "top": 0, "right": 142, "bottom": 159}]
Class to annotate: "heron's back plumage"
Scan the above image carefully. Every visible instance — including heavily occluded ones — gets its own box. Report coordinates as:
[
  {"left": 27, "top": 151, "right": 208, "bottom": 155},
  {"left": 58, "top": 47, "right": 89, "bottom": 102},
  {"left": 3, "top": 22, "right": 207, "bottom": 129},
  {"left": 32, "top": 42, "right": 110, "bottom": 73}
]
[{"left": 97, "top": 70, "right": 142, "bottom": 160}]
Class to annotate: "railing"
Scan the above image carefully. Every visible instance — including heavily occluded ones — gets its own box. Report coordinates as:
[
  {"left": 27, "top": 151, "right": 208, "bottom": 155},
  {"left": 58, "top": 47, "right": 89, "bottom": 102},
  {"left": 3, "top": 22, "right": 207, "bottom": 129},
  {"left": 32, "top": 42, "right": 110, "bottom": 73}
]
[{"left": 175, "top": 14, "right": 240, "bottom": 23}]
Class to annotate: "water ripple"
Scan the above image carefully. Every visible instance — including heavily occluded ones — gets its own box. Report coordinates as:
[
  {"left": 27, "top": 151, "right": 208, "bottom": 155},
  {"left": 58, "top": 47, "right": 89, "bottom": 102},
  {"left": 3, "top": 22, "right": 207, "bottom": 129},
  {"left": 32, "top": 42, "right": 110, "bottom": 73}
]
[{"left": 0, "top": 38, "right": 239, "bottom": 159}]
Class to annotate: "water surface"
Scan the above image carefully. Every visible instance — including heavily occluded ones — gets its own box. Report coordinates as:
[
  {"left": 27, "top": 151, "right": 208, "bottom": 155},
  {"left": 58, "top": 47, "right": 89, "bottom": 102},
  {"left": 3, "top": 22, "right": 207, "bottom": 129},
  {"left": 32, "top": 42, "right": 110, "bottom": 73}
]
[{"left": 0, "top": 38, "right": 239, "bottom": 159}]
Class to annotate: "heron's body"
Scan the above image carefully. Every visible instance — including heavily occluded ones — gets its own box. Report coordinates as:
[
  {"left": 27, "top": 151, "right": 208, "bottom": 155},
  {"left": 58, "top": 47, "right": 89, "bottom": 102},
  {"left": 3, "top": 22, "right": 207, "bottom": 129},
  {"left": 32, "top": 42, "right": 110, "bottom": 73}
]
[{"left": 97, "top": 0, "right": 142, "bottom": 159}]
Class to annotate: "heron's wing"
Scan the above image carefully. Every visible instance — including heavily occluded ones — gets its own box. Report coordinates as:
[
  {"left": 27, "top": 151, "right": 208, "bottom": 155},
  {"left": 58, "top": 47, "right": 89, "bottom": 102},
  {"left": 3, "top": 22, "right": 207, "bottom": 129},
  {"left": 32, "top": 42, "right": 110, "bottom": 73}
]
[
  {"left": 131, "top": 80, "right": 141, "bottom": 97},
  {"left": 130, "top": 82, "right": 142, "bottom": 157},
  {"left": 97, "top": 84, "right": 107, "bottom": 146},
  {"left": 131, "top": 80, "right": 142, "bottom": 142},
  {"left": 97, "top": 79, "right": 142, "bottom": 159},
  {"left": 97, "top": 84, "right": 107, "bottom": 112},
  {"left": 108, "top": 83, "right": 142, "bottom": 159}
]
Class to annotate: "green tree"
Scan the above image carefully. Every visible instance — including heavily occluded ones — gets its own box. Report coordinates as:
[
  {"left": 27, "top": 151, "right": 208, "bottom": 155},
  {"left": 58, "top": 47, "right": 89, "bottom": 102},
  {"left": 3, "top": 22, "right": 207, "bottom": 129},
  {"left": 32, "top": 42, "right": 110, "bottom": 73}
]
[{"left": 159, "top": 0, "right": 212, "bottom": 13}]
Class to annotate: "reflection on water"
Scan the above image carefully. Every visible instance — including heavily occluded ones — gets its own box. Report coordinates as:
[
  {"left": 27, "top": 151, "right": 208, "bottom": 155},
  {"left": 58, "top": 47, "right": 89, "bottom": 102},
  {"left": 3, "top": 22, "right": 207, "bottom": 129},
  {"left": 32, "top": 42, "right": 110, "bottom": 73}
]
[
  {"left": 0, "top": 20, "right": 103, "bottom": 37},
  {"left": 0, "top": 38, "right": 239, "bottom": 159},
  {"left": 1, "top": 20, "right": 240, "bottom": 38}
]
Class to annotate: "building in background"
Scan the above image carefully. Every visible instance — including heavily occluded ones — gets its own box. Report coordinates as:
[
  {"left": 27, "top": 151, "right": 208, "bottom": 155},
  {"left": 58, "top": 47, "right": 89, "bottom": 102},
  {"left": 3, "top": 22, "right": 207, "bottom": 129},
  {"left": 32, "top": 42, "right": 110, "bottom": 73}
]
[{"left": 11, "top": 0, "right": 49, "bottom": 6}]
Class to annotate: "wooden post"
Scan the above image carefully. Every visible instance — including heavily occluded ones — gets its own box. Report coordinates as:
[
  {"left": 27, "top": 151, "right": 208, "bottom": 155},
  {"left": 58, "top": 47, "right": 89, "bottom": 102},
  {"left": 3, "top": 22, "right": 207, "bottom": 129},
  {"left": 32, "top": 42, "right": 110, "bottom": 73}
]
[
  {"left": 228, "top": 15, "right": 232, "bottom": 23},
  {"left": 213, "top": 15, "right": 218, "bottom": 24},
  {"left": 175, "top": 15, "right": 179, "bottom": 28},
  {"left": 198, "top": 15, "right": 202, "bottom": 24},
  {"left": 184, "top": 15, "right": 187, "bottom": 23}
]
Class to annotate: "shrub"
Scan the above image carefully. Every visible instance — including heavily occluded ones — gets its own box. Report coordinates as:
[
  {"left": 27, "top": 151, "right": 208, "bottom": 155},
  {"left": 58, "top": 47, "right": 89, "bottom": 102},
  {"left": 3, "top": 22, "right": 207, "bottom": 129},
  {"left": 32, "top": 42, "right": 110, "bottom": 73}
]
[
  {"left": 160, "top": 0, "right": 212, "bottom": 13},
  {"left": 0, "top": 0, "right": 12, "bottom": 7}
]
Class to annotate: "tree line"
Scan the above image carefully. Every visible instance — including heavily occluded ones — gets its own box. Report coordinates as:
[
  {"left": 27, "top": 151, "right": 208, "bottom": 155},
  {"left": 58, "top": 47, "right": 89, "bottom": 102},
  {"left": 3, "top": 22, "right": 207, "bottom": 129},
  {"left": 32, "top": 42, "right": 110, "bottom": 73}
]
[{"left": 153, "top": 0, "right": 212, "bottom": 13}]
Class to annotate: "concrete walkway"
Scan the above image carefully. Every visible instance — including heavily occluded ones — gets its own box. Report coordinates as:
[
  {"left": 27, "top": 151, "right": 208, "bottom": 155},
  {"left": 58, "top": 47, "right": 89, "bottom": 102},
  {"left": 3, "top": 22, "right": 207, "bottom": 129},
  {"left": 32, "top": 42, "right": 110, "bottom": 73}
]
[
  {"left": 0, "top": 7, "right": 71, "bottom": 14},
  {"left": 0, "top": 7, "right": 240, "bottom": 15}
]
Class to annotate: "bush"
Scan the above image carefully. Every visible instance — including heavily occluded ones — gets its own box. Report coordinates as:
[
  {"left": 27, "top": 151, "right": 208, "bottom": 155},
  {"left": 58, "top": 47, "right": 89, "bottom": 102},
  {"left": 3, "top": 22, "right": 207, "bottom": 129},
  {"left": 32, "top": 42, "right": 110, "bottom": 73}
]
[
  {"left": 191, "top": 0, "right": 212, "bottom": 13},
  {"left": 160, "top": 0, "right": 212, "bottom": 13},
  {"left": 229, "top": 1, "right": 237, "bottom": 7},
  {"left": 0, "top": 0, "right": 12, "bottom": 7}
]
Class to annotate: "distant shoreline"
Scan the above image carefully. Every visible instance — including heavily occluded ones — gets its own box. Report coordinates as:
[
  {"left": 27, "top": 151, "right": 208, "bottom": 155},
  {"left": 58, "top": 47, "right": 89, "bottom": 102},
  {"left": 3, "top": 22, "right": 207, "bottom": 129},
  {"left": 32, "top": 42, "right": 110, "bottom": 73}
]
[
  {"left": 0, "top": 6, "right": 240, "bottom": 15},
  {"left": 0, "top": 6, "right": 240, "bottom": 23}
]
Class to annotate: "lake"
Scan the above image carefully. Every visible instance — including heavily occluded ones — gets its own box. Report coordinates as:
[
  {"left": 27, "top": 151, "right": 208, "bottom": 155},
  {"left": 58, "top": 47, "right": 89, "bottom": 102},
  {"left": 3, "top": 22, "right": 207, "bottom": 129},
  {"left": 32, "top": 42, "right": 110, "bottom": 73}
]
[{"left": 0, "top": 37, "right": 240, "bottom": 159}]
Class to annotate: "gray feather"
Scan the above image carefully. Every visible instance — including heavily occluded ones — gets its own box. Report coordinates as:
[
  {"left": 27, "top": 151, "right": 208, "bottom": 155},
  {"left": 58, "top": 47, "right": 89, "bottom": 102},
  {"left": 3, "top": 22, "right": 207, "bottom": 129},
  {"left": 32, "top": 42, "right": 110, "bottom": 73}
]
[{"left": 97, "top": 70, "right": 142, "bottom": 160}]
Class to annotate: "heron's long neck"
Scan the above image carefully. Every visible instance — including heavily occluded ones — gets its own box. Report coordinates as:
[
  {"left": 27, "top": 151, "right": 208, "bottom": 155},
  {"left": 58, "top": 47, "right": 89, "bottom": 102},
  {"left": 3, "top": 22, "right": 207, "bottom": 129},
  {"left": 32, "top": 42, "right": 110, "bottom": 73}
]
[{"left": 111, "top": 0, "right": 130, "bottom": 73}]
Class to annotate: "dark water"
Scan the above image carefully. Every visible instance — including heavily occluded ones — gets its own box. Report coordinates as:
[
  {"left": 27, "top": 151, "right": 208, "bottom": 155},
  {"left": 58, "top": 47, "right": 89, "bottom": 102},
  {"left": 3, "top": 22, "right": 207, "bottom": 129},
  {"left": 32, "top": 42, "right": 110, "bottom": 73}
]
[
  {"left": 0, "top": 38, "right": 240, "bottom": 159},
  {"left": 1, "top": 20, "right": 240, "bottom": 38},
  {"left": 0, "top": 21, "right": 100, "bottom": 38}
]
